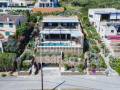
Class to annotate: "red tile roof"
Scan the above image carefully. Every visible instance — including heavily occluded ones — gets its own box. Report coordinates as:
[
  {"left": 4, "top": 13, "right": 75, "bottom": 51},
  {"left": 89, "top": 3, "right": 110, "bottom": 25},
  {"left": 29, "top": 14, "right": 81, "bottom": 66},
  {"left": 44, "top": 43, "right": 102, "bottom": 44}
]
[{"left": 32, "top": 7, "right": 64, "bottom": 13}]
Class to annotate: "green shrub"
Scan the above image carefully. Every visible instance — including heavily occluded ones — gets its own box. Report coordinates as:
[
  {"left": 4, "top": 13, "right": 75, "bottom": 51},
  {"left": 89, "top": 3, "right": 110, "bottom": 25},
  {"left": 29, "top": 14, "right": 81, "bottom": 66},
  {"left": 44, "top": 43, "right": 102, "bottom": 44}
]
[
  {"left": 0, "top": 53, "right": 16, "bottom": 71},
  {"left": 98, "top": 56, "right": 107, "bottom": 69},
  {"left": 92, "top": 45, "right": 100, "bottom": 53},
  {"left": 115, "top": 67, "right": 120, "bottom": 75},
  {"left": 110, "top": 59, "right": 120, "bottom": 75},
  {"left": 22, "top": 61, "right": 31, "bottom": 70},
  {"left": 64, "top": 64, "right": 70, "bottom": 71},
  {"left": 91, "top": 63, "right": 96, "bottom": 69},
  {"left": 1, "top": 73, "right": 7, "bottom": 77},
  {"left": 77, "top": 64, "right": 84, "bottom": 73}
]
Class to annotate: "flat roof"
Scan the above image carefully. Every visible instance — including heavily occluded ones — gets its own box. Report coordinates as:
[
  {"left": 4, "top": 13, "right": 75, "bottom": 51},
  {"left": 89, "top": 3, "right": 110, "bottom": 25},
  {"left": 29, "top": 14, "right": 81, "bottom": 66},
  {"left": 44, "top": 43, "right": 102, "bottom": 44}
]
[
  {"left": 89, "top": 8, "right": 120, "bottom": 14},
  {"left": 42, "top": 16, "right": 79, "bottom": 23}
]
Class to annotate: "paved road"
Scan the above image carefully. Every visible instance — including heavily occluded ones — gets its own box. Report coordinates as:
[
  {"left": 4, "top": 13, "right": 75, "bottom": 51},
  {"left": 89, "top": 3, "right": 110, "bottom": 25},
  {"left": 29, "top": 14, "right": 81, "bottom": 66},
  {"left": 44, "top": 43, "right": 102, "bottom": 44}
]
[{"left": 0, "top": 67, "right": 120, "bottom": 90}]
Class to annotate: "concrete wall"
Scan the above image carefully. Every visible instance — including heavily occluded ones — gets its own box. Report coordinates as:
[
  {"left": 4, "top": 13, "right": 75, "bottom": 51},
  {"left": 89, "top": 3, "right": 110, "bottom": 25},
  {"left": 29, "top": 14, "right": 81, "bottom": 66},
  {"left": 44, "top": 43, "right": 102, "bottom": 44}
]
[{"left": 37, "top": 47, "right": 83, "bottom": 56}]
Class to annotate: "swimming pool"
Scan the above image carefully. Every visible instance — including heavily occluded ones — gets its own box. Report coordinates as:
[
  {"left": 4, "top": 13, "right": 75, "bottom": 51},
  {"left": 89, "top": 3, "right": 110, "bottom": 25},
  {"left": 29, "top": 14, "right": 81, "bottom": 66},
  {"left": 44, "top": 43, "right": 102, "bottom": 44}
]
[{"left": 41, "top": 43, "right": 69, "bottom": 46}]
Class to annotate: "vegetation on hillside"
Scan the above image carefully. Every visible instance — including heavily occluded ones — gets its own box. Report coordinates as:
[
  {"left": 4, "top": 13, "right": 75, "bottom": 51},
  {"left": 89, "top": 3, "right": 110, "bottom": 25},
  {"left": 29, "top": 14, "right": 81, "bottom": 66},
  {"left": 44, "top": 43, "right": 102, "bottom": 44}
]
[
  {"left": 110, "top": 58, "right": 120, "bottom": 75},
  {"left": 2, "top": 0, "right": 120, "bottom": 72}
]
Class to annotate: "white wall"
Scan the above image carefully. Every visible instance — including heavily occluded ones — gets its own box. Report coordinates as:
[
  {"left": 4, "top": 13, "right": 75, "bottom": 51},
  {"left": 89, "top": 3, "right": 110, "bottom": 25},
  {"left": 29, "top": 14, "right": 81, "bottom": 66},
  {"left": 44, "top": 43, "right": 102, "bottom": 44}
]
[{"left": 11, "top": 0, "right": 27, "bottom": 6}]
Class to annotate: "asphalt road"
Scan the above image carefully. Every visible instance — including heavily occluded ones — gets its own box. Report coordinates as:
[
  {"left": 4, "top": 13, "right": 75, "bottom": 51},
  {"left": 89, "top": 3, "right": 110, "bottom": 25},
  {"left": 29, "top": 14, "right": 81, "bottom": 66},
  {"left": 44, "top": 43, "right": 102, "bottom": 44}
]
[{"left": 0, "top": 67, "right": 120, "bottom": 90}]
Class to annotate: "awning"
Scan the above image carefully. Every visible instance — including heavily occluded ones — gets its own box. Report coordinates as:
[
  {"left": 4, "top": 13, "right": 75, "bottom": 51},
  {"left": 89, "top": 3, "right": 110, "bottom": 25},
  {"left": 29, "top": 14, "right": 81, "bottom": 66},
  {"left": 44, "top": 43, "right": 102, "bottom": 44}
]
[
  {"left": 40, "top": 30, "right": 82, "bottom": 37},
  {"left": 108, "top": 35, "right": 120, "bottom": 40},
  {"left": 40, "top": 30, "right": 70, "bottom": 34}
]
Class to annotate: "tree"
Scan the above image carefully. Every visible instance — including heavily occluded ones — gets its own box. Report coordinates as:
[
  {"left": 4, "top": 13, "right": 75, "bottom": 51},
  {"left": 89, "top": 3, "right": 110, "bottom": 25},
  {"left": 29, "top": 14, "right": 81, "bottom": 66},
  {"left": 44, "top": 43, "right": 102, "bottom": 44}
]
[{"left": 16, "top": 23, "right": 28, "bottom": 39}]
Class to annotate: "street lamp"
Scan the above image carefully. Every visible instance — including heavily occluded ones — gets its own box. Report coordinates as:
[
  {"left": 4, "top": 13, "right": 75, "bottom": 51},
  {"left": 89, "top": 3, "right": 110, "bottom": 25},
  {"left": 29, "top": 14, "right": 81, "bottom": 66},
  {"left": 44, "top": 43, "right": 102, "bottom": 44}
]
[
  {"left": 40, "top": 56, "right": 43, "bottom": 90},
  {"left": 39, "top": 37, "right": 44, "bottom": 90}
]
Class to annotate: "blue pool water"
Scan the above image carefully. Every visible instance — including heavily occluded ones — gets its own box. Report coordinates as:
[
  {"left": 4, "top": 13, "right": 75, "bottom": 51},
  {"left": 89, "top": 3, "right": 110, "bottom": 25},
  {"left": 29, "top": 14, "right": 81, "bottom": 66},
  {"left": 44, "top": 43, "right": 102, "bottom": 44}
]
[{"left": 41, "top": 43, "right": 68, "bottom": 46}]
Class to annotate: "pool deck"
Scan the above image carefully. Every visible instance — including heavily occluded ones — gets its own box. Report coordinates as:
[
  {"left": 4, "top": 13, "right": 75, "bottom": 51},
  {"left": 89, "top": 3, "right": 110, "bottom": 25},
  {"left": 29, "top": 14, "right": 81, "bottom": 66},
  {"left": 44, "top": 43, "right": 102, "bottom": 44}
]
[{"left": 40, "top": 41, "right": 82, "bottom": 47}]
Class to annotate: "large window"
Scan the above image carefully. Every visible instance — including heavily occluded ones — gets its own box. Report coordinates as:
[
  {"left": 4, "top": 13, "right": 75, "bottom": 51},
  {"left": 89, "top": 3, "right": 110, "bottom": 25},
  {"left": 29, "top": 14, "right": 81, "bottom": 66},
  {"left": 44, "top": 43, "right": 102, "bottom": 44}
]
[
  {"left": 46, "top": 3, "right": 49, "bottom": 7},
  {"left": 89, "top": 14, "right": 93, "bottom": 18},
  {"left": 9, "top": 23, "right": 13, "bottom": 28},
  {"left": 100, "top": 14, "right": 110, "bottom": 21},
  {"left": 5, "top": 32, "right": 10, "bottom": 36},
  {"left": 50, "top": 0, "right": 53, "bottom": 2},
  {"left": 0, "top": 23, "right": 3, "bottom": 27},
  {"left": 39, "top": 3, "right": 42, "bottom": 7},
  {"left": 0, "top": 3, "right": 8, "bottom": 7}
]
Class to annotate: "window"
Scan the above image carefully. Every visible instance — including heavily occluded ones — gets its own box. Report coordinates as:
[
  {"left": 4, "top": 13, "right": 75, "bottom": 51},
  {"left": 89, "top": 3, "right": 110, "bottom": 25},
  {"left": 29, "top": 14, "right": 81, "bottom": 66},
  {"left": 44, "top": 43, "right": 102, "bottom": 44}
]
[
  {"left": 21, "top": 3, "right": 23, "bottom": 6},
  {"left": 39, "top": 3, "right": 42, "bottom": 7},
  {"left": 41, "top": 0, "right": 47, "bottom": 2},
  {"left": 89, "top": 14, "right": 93, "bottom": 18},
  {"left": 43, "top": 4, "right": 45, "bottom": 7},
  {"left": 111, "top": 30, "right": 114, "bottom": 33},
  {"left": 46, "top": 3, "right": 49, "bottom": 7},
  {"left": 48, "top": 23, "right": 52, "bottom": 26},
  {"left": 50, "top": 3, "right": 52, "bottom": 7},
  {"left": 5, "top": 32, "right": 10, "bottom": 36},
  {"left": 0, "top": 23, "right": 3, "bottom": 27},
  {"left": 100, "top": 14, "right": 110, "bottom": 21},
  {"left": 9, "top": 23, "right": 13, "bottom": 28}
]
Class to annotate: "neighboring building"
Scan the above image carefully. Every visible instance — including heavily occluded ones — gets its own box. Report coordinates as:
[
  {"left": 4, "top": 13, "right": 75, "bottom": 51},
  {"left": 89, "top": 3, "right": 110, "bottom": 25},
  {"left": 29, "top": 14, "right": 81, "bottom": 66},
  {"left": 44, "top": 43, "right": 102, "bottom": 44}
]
[
  {"left": 88, "top": 8, "right": 120, "bottom": 32},
  {"left": 0, "top": 0, "right": 32, "bottom": 13},
  {"left": 0, "top": 0, "right": 10, "bottom": 14},
  {"left": 0, "top": 0, "right": 10, "bottom": 8},
  {"left": 0, "top": 14, "right": 27, "bottom": 41},
  {"left": 11, "top": 0, "right": 35, "bottom": 7},
  {"left": 11, "top": 0, "right": 27, "bottom": 7},
  {"left": 37, "top": 16, "right": 84, "bottom": 55},
  {"left": 0, "top": 0, "right": 28, "bottom": 7},
  {"left": 88, "top": 8, "right": 120, "bottom": 57},
  {"left": 34, "top": 0, "right": 60, "bottom": 8},
  {"left": 32, "top": 0, "right": 64, "bottom": 13},
  {"left": 99, "top": 23, "right": 120, "bottom": 57}
]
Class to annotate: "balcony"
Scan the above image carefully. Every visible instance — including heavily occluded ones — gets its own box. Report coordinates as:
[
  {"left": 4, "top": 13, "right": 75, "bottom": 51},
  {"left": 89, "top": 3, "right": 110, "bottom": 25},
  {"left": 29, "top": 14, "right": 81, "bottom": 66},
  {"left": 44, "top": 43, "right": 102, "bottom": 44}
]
[
  {"left": 100, "top": 20, "right": 120, "bottom": 26},
  {"left": 42, "top": 22, "right": 79, "bottom": 30}
]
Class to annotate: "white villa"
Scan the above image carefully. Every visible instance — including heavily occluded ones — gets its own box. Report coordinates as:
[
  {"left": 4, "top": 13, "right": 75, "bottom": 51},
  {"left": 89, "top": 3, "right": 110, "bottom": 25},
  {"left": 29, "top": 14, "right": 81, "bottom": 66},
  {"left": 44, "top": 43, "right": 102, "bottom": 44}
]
[
  {"left": 88, "top": 8, "right": 120, "bottom": 57},
  {"left": 0, "top": 0, "right": 32, "bottom": 13},
  {"left": 88, "top": 8, "right": 120, "bottom": 32},
  {"left": 34, "top": 0, "right": 60, "bottom": 8},
  {"left": 0, "top": 14, "right": 27, "bottom": 41},
  {"left": 37, "top": 16, "right": 84, "bottom": 55}
]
